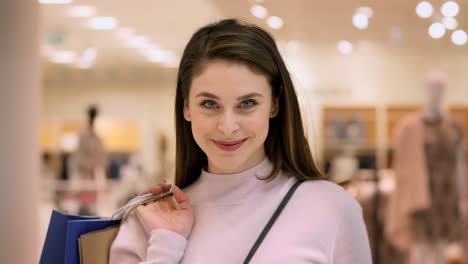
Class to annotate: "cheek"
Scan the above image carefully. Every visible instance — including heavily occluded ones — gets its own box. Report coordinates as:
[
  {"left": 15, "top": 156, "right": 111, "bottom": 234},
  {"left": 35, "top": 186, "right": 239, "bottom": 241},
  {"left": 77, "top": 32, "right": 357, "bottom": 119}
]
[
  {"left": 244, "top": 112, "right": 270, "bottom": 140},
  {"left": 189, "top": 112, "right": 213, "bottom": 144}
]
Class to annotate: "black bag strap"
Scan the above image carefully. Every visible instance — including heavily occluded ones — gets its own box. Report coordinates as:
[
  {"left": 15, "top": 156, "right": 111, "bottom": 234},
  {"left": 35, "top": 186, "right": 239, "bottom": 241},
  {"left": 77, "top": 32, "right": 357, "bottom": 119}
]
[{"left": 243, "top": 180, "right": 304, "bottom": 264}]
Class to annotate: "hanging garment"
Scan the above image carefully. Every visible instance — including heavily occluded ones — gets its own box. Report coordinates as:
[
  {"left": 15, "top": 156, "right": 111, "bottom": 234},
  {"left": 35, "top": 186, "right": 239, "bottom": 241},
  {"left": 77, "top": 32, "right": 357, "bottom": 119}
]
[
  {"left": 385, "top": 112, "right": 464, "bottom": 252},
  {"left": 410, "top": 117, "right": 464, "bottom": 243}
]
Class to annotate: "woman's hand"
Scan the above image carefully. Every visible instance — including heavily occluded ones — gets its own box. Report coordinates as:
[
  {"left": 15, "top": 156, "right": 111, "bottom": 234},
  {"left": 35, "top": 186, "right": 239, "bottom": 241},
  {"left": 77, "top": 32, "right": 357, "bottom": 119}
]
[{"left": 136, "top": 183, "right": 194, "bottom": 239}]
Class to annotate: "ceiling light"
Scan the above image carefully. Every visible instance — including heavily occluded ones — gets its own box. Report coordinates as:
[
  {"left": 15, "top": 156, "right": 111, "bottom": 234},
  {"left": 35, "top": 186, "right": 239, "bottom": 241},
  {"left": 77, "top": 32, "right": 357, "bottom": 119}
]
[
  {"left": 442, "top": 17, "right": 458, "bottom": 30},
  {"left": 162, "top": 60, "right": 180, "bottom": 68},
  {"left": 357, "top": 7, "right": 373, "bottom": 18},
  {"left": 68, "top": 6, "right": 96, "bottom": 17},
  {"left": 428, "top": 22, "right": 446, "bottom": 39},
  {"left": 337, "top": 40, "right": 353, "bottom": 55},
  {"left": 146, "top": 50, "right": 179, "bottom": 68},
  {"left": 124, "top": 36, "right": 153, "bottom": 50},
  {"left": 451, "top": 30, "right": 467, "bottom": 45},
  {"left": 146, "top": 49, "right": 175, "bottom": 63},
  {"left": 39, "top": 0, "right": 73, "bottom": 4},
  {"left": 250, "top": 5, "right": 268, "bottom": 19},
  {"left": 267, "top": 16, "right": 284, "bottom": 30},
  {"left": 50, "top": 50, "right": 76, "bottom": 64},
  {"left": 88, "top": 17, "right": 118, "bottom": 30},
  {"left": 416, "top": 1, "right": 433, "bottom": 18},
  {"left": 441, "top": 1, "right": 459, "bottom": 17},
  {"left": 82, "top": 47, "right": 96, "bottom": 61},
  {"left": 352, "top": 13, "right": 368, "bottom": 30},
  {"left": 77, "top": 47, "right": 97, "bottom": 68}
]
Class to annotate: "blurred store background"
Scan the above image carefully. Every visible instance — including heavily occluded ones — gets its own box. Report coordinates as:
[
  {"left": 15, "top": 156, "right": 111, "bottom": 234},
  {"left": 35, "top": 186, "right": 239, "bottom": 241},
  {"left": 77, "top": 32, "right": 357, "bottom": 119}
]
[{"left": 1, "top": 0, "right": 468, "bottom": 263}]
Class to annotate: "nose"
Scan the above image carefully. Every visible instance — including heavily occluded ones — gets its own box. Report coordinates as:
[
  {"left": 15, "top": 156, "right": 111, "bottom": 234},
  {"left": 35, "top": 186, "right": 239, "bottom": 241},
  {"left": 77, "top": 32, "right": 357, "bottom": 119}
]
[{"left": 217, "top": 110, "right": 240, "bottom": 136}]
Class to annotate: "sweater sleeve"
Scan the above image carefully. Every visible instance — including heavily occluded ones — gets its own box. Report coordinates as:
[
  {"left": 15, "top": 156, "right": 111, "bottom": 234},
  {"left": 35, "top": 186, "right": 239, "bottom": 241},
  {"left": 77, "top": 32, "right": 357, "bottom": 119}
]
[
  {"left": 109, "top": 212, "right": 187, "bottom": 264},
  {"left": 331, "top": 198, "right": 372, "bottom": 264},
  {"left": 144, "top": 229, "right": 187, "bottom": 263}
]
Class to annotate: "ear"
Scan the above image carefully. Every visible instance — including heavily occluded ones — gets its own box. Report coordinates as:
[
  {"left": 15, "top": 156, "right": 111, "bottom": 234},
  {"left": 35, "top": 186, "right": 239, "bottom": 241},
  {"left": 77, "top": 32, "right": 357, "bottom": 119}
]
[
  {"left": 183, "top": 100, "right": 191, "bottom": 122},
  {"left": 270, "top": 98, "right": 279, "bottom": 118}
]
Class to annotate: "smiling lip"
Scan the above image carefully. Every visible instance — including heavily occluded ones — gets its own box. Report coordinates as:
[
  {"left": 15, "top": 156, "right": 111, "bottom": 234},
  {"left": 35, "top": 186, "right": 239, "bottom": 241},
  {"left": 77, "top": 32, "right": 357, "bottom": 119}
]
[{"left": 212, "top": 138, "right": 247, "bottom": 151}]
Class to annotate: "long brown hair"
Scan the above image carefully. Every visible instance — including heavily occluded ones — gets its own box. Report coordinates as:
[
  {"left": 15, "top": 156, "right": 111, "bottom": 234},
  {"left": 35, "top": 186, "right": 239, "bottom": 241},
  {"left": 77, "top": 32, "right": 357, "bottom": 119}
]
[{"left": 175, "top": 19, "right": 326, "bottom": 188}]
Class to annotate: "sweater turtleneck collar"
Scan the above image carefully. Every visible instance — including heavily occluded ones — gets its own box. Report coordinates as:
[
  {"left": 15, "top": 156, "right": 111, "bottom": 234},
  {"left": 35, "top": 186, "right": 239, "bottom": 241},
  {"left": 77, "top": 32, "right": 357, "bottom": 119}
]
[{"left": 189, "top": 157, "right": 290, "bottom": 206}]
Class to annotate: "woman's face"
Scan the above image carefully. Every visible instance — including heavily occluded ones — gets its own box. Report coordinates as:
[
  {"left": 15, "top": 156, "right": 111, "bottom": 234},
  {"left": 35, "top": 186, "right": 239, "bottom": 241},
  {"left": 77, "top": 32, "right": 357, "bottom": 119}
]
[{"left": 184, "top": 59, "right": 277, "bottom": 174}]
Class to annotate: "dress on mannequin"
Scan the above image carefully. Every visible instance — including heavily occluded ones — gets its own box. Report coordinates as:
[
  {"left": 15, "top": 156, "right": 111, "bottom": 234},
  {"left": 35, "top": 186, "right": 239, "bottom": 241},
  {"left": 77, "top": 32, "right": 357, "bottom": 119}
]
[
  {"left": 385, "top": 71, "right": 466, "bottom": 263},
  {"left": 71, "top": 106, "right": 107, "bottom": 215},
  {"left": 411, "top": 115, "right": 464, "bottom": 243},
  {"left": 387, "top": 112, "right": 465, "bottom": 263}
]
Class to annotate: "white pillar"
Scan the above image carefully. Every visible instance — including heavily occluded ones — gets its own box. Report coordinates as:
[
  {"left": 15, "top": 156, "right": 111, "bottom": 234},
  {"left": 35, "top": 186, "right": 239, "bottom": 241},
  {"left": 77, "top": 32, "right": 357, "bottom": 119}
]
[{"left": 0, "top": 1, "right": 41, "bottom": 263}]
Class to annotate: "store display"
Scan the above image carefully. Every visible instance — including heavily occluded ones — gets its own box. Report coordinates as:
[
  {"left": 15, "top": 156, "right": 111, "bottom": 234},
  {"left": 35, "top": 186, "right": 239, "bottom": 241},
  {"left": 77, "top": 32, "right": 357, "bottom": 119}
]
[{"left": 385, "top": 72, "right": 466, "bottom": 263}]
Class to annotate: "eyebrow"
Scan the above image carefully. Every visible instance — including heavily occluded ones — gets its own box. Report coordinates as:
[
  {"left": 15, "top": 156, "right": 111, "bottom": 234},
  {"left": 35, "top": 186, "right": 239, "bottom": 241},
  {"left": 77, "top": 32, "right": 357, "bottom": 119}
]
[{"left": 195, "top": 92, "right": 264, "bottom": 100}]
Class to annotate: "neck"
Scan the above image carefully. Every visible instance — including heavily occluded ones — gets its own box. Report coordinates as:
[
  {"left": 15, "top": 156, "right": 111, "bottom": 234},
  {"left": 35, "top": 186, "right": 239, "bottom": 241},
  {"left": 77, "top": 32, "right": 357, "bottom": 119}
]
[{"left": 207, "top": 150, "right": 266, "bottom": 174}]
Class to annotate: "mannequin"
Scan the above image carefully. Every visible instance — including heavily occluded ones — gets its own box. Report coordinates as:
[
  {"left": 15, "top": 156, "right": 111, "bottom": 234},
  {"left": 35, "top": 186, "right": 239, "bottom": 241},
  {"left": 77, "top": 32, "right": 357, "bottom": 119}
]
[
  {"left": 385, "top": 70, "right": 465, "bottom": 264},
  {"left": 71, "top": 105, "right": 108, "bottom": 215}
]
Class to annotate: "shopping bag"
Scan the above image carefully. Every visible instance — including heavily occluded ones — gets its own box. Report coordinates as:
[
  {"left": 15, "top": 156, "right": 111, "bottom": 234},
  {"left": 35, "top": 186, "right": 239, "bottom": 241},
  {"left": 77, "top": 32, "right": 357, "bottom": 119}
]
[
  {"left": 75, "top": 190, "right": 174, "bottom": 263},
  {"left": 41, "top": 190, "right": 173, "bottom": 264},
  {"left": 40, "top": 210, "right": 120, "bottom": 264},
  {"left": 78, "top": 225, "right": 120, "bottom": 264}
]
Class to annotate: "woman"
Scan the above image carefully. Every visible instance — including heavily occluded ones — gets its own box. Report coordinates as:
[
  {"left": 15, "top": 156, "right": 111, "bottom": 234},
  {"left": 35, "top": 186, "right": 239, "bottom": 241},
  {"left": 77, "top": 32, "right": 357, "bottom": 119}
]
[{"left": 110, "top": 19, "right": 371, "bottom": 263}]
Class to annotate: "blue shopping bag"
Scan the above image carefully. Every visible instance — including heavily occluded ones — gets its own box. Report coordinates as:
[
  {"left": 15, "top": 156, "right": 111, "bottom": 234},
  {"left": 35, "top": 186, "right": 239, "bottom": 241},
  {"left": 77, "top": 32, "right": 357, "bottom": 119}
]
[{"left": 40, "top": 210, "right": 121, "bottom": 264}]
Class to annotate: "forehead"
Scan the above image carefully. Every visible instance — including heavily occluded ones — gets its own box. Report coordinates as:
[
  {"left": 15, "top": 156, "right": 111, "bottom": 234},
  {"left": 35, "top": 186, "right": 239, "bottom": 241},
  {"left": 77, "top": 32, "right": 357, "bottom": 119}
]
[{"left": 190, "top": 59, "right": 271, "bottom": 99}]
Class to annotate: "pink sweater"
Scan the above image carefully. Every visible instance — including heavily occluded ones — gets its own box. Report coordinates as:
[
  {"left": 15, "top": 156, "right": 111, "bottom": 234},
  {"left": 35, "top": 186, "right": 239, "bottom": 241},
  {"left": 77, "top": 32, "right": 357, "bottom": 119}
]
[{"left": 109, "top": 158, "right": 371, "bottom": 263}]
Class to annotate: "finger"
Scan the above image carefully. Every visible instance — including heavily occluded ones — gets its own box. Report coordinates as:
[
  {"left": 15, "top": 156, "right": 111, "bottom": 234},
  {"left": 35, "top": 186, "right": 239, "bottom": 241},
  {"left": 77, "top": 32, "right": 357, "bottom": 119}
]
[
  {"left": 138, "top": 182, "right": 172, "bottom": 196},
  {"left": 161, "top": 183, "right": 172, "bottom": 191},
  {"left": 138, "top": 186, "right": 163, "bottom": 196},
  {"left": 169, "top": 195, "right": 180, "bottom": 210},
  {"left": 156, "top": 184, "right": 172, "bottom": 192},
  {"left": 172, "top": 185, "right": 191, "bottom": 211},
  {"left": 158, "top": 178, "right": 169, "bottom": 185}
]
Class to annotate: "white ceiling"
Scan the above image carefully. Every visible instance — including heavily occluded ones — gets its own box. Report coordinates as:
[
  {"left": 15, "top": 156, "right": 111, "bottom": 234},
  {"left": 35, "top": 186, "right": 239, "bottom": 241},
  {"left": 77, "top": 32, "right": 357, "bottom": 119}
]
[{"left": 40, "top": 0, "right": 468, "bottom": 73}]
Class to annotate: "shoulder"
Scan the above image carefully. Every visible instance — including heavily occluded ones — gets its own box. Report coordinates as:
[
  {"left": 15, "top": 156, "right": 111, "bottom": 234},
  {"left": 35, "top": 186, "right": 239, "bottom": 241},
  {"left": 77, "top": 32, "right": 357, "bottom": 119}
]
[
  {"left": 292, "top": 180, "right": 362, "bottom": 219},
  {"left": 278, "top": 178, "right": 366, "bottom": 246},
  {"left": 294, "top": 181, "right": 371, "bottom": 262},
  {"left": 296, "top": 180, "right": 358, "bottom": 203}
]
